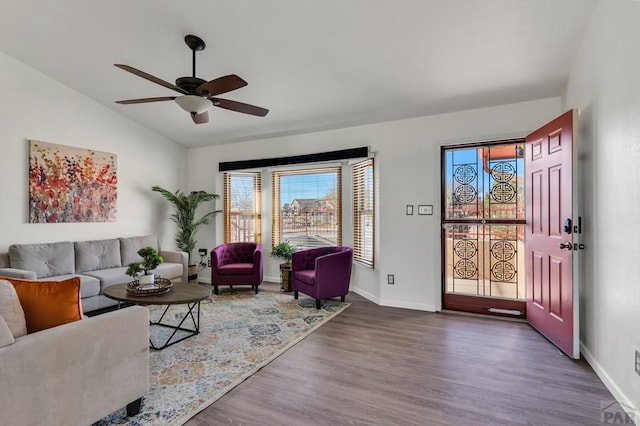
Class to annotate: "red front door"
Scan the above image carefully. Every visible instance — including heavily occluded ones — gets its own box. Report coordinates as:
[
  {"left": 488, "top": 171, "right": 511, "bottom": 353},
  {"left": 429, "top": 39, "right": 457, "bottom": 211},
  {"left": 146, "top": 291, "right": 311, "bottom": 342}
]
[{"left": 525, "top": 110, "right": 578, "bottom": 358}]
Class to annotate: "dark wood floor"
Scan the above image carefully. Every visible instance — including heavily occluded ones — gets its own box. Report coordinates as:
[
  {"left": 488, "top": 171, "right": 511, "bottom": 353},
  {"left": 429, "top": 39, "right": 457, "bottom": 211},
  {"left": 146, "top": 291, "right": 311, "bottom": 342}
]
[{"left": 185, "top": 283, "right": 619, "bottom": 426}]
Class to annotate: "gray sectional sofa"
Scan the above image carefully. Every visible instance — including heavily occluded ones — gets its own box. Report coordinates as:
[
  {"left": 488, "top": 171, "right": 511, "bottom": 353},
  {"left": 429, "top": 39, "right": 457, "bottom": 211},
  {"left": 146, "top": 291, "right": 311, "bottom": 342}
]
[
  {"left": 0, "top": 306, "right": 149, "bottom": 425},
  {"left": 0, "top": 235, "right": 187, "bottom": 312}
]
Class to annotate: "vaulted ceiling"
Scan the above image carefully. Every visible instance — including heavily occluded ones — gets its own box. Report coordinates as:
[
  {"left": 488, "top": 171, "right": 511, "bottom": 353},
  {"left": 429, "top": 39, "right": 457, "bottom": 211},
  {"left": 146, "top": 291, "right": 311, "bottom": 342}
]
[{"left": 0, "top": 0, "right": 597, "bottom": 147}]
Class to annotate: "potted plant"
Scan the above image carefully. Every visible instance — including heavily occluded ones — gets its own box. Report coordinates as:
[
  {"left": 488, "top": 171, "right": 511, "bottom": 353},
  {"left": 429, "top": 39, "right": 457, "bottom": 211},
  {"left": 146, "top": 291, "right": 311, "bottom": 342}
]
[
  {"left": 271, "top": 241, "right": 295, "bottom": 292},
  {"left": 126, "top": 246, "right": 164, "bottom": 285},
  {"left": 152, "top": 186, "right": 221, "bottom": 282}
]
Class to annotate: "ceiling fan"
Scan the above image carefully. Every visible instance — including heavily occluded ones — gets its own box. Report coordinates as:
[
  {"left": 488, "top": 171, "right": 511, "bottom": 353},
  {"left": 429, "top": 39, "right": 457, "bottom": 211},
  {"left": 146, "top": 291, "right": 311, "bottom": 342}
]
[{"left": 114, "top": 34, "right": 269, "bottom": 124}]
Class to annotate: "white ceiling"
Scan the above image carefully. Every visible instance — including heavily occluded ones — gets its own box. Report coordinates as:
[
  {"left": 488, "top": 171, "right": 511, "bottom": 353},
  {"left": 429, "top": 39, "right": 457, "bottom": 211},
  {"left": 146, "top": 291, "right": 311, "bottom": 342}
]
[{"left": 0, "top": 0, "right": 596, "bottom": 148}]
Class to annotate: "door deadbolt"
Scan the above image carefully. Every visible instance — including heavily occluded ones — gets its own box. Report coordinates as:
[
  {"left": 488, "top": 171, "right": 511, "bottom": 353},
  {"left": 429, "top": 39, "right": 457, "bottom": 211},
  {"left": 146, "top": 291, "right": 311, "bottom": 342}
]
[{"left": 560, "top": 242, "right": 586, "bottom": 251}]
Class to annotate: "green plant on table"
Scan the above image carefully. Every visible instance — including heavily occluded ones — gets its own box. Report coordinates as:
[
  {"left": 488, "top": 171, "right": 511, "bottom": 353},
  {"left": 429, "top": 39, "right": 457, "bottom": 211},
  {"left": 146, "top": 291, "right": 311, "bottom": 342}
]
[
  {"left": 125, "top": 246, "right": 163, "bottom": 279},
  {"left": 271, "top": 241, "right": 295, "bottom": 264}
]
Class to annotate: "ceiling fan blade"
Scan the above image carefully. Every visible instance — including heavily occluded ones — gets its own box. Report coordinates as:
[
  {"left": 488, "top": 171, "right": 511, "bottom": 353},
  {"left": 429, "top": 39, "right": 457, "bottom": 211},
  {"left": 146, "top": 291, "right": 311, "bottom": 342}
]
[
  {"left": 191, "top": 111, "right": 209, "bottom": 124},
  {"left": 213, "top": 98, "right": 269, "bottom": 117},
  {"left": 196, "top": 74, "right": 248, "bottom": 97},
  {"left": 115, "top": 96, "right": 177, "bottom": 105},
  {"left": 114, "top": 64, "right": 187, "bottom": 95}
]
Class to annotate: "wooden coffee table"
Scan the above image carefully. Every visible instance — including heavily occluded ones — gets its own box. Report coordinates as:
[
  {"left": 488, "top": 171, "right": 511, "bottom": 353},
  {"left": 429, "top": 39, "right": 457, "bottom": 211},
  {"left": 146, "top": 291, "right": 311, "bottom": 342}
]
[{"left": 104, "top": 282, "right": 211, "bottom": 350}]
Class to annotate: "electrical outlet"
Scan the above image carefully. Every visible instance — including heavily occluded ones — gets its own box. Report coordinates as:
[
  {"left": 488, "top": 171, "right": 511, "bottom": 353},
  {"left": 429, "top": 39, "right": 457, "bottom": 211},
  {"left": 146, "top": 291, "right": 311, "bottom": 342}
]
[
  {"left": 198, "top": 248, "right": 208, "bottom": 256},
  {"left": 635, "top": 350, "right": 640, "bottom": 376},
  {"left": 387, "top": 274, "right": 395, "bottom": 285},
  {"left": 207, "top": 257, "right": 211, "bottom": 268}
]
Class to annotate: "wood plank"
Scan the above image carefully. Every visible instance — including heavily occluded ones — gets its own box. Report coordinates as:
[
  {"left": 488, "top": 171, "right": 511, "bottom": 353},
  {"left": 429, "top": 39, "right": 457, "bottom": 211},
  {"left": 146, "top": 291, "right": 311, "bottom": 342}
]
[{"left": 185, "top": 283, "right": 618, "bottom": 425}]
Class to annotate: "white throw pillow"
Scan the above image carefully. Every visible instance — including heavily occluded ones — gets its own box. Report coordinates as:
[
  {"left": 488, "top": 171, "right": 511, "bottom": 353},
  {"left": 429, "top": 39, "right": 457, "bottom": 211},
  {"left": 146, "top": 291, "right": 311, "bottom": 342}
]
[
  {"left": 0, "top": 280, "right": 27, "bottom": 338},
  {"left": 0, "top": 314, "right": 15, "bottom": 347}
]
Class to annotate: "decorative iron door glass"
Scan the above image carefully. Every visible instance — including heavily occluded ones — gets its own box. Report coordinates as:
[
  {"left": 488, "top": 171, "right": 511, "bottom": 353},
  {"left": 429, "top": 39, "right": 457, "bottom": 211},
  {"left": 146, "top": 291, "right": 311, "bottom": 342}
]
[{"left": 443, "top": 143, "right": 525, "bottom": 301}]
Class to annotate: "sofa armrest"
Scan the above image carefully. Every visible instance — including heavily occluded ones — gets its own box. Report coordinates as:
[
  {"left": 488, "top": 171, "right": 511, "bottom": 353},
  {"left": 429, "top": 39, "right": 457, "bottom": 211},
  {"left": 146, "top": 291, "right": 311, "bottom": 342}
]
[
  {"left": 253, "top": 244, "right": 264, "bottom": 280},
  {"left": 253, "top": 245, "right": 263, "bottom": 267},
  {"left": 0, "top": 306, "right": 149, "bottom": 426},
  {"left": 160, "top": 250, "right": 188, "bottom": 283},
  {"left": 315, "top": 249, "right": 353, "bottom": 292},
  {"left": 0, "top": 267, "right": 37, "bottom": 280},
  {"left": 212, "top": 245, "right": 227, "bottom": 268}
]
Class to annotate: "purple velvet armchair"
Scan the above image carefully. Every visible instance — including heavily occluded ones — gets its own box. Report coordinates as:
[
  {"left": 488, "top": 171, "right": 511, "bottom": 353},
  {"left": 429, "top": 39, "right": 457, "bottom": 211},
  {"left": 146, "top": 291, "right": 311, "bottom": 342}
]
[
  {"left": 292, "top": 246, "right": 353, "bottom": 309},
  {"left": 211, "top": 242, "right": 263, "bottom": 295}
]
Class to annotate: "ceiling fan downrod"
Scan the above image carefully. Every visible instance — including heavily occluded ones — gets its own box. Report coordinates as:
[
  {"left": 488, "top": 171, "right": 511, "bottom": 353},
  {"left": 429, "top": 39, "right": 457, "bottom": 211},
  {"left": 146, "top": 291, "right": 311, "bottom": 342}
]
[{"left": 184, "top": 34, "right": 206, "bottom": 78}]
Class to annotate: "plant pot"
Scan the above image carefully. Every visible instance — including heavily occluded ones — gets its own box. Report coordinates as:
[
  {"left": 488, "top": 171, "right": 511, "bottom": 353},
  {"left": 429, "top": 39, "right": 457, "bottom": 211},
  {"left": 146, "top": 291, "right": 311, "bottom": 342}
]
[
  {"left": 139, "top": 274, "right": 155, "bottom": 285},
  {"left": 279, "top": 263, "right": 292, "bottom": 292},
  {"left": 188, "top": 265, "right": 199, "bottom": 283}
]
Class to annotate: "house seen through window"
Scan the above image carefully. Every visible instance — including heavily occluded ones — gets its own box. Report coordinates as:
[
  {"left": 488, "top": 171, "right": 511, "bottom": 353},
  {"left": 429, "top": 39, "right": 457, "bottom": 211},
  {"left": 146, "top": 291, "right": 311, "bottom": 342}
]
[{"left": 272, "top": 167, "right": 342, "bottom": 250}]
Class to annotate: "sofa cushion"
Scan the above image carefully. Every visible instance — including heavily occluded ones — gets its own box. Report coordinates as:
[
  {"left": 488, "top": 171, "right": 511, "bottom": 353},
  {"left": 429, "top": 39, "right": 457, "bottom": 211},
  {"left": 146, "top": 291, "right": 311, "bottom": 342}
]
[
  {"left": 75, "top": 238, "right": 121, "bottom": 273},
  {"left": 82, "top": 267, "right": 130, "bottom": 291},
  {"left": 153, "top": 262, "right": 183, "bottom": 281},
  {"left": 5, "top": 277, "right": 83, "bottom": 334},
  {"left": 45, "top": 274, "right": 101, "bottom": 299},
  {"left": 218, "top": 263, "right": 254, "bottom": 276},
  {"left": 0, "top": 252, "right": 9, "bottom": 268},
  {"left": 120, "top": 236, "right": 158, "bottom": 266},
  {"left": 0, "top": 280, "right": 27, "bottom": 338},
  {"left": 0, "top": 315, "right": 15, "bottom": 348},
  {"left": 9, "top": 241, "right": 75, "bottom": 278},
  {"left": 294, "top": 269, "right": 316, "bottom": 285}
]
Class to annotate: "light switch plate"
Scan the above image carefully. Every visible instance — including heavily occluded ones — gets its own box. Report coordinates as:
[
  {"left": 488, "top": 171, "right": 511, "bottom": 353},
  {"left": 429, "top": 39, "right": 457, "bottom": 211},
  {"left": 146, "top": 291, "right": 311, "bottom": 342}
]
[{"left": 418, "top": 205, "right": 433, "bottom": 215}]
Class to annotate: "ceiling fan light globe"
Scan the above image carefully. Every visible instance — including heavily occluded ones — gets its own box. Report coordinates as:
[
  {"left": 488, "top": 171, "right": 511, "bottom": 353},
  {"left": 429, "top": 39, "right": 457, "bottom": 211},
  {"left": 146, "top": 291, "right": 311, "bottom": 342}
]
[{"left": 175, "top": 95, "right": 212, "bottom": 114}]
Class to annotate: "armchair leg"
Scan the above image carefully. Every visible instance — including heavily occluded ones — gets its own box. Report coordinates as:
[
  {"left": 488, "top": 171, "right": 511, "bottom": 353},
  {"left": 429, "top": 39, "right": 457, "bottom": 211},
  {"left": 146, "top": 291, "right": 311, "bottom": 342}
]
[
  {"left": 126, "top": 397, "right": 143, "bottom": 417},
  {"left": 294, "top": 291, "right": 298, "bottom": 299},
  {"left": 340, "top": 295, "right": 345, "bottom": 302},
  {"left": 315, "top": 299, "right": 321, "bottom": 309},
  {"left": 255, "top": 285, "right": 259, "bottom": 294},
  {"left": 213, "top": 285, "right": 219, "bottom": 295}
]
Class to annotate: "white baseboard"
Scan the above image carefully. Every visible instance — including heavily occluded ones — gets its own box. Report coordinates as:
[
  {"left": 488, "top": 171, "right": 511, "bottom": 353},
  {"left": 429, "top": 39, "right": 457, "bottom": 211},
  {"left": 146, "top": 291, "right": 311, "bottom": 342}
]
[
  {"left": 351, "top": 286, "right": 380, "bottom": 304},
  {"left": 379, "top": 298, "right": 437, "bottom": 312},
  {"left": 351, "top": 287, "right": 436, "bottom": 311},
  {"left": 581, "top": 342, "right": 639, "bottom": 420},
  {"left": 264, "top": 275, "right": 280, "bottom": 283}
]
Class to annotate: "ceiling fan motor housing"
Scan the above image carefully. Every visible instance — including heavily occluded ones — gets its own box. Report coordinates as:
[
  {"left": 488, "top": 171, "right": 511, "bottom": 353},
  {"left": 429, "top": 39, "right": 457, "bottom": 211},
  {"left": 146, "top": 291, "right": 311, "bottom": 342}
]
[{"left": 176, "top": 76, "right": 207, "bottom": 95}]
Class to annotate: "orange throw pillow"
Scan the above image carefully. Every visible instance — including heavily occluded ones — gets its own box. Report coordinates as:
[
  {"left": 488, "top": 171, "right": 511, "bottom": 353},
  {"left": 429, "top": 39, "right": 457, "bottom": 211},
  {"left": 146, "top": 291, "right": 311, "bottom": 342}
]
[{"left": 1, "top": 277, "right": 83, "bottom": 334}]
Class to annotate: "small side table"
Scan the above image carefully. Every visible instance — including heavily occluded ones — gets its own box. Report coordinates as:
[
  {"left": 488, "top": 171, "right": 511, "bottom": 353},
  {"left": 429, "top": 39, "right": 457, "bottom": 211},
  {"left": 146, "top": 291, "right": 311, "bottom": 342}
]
[{"left": 279, "top": 263, "right": 292, "bottom": 292}]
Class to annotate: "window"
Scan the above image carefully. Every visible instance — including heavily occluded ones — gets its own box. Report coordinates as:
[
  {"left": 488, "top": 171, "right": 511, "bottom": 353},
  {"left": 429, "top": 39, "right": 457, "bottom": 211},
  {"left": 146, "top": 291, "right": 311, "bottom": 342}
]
[
  {"left": 224, "top": 172, "right": 262, "bottom": 243},
  {"left": 353, "top": 158, "right": 375, "bottom": 267},
  {"left": 272, "top": 167, "right": 341, "bottom": 249}
]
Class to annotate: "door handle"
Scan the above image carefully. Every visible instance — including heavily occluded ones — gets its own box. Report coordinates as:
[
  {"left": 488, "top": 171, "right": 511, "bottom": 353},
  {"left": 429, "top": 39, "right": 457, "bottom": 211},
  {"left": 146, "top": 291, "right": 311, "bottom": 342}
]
[{"left": 560, "top": 242, "right": 573, "bottom": 250}]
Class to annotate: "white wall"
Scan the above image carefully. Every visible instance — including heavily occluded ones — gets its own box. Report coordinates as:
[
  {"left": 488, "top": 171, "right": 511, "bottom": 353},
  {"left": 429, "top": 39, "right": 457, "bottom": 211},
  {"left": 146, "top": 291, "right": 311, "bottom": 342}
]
[
  {"left": 0, "top": 52, "right": 188, "bottom": 252},
  {"left": 188, "top": 97, "right": 561, "bottom": 310},
  {"left": 564, "top": 0, "right": 640, "bottom": 415}
]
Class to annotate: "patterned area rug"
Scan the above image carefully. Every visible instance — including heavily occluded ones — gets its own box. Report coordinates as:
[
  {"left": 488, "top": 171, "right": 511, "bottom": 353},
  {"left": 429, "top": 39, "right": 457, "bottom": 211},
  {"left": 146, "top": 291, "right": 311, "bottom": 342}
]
[{"left": 95, "top": 286, "right": 349, "bottom": 426}]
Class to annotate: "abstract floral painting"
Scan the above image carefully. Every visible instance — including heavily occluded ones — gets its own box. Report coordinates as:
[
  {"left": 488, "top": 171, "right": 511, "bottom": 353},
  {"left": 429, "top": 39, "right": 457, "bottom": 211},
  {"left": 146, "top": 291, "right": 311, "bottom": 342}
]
[{"left": 29, "top": 140, "right": 117, "bottom": 223}]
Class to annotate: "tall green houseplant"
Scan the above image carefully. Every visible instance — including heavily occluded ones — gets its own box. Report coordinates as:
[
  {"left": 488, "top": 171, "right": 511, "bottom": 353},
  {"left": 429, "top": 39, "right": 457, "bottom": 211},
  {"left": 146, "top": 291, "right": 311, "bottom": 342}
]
[{"left": 151, "top": 186, "right": 221, "bottom": 267}]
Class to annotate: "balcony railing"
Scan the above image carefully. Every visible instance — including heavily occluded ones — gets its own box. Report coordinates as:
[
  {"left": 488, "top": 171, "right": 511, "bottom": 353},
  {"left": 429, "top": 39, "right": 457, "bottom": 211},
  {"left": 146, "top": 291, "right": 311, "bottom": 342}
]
[{"left": 280, "top": 210, "right": 338, "bottom": 249}]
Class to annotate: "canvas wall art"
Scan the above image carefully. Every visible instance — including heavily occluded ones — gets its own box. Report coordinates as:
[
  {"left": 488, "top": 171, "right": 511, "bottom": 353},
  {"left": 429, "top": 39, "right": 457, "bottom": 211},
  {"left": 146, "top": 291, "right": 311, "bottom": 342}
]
[{"left": 29, "top": 140, "right": 117, "bottom": 223}]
